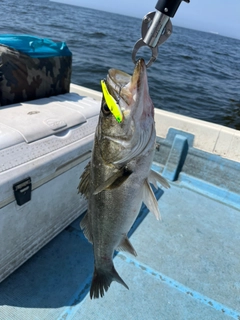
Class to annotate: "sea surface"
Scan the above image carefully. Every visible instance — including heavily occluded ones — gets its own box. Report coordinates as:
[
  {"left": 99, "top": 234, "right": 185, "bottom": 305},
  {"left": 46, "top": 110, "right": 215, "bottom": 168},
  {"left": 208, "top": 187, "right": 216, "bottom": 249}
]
[{"left": 1, "top": 0, "right": 240, "bottom": 129}]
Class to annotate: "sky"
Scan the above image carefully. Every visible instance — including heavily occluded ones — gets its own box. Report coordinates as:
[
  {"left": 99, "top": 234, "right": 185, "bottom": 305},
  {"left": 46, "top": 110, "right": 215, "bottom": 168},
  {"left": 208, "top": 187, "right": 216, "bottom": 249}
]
[{"left": 54, "top": 0, "right": 240, "bottom": 40}]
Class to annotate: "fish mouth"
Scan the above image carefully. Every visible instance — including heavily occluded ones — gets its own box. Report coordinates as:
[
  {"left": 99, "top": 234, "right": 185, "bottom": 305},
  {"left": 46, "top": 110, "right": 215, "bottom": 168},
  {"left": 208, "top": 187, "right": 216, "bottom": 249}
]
[{"left": 106, "top": 59, "right": 147, "bottom": 108}]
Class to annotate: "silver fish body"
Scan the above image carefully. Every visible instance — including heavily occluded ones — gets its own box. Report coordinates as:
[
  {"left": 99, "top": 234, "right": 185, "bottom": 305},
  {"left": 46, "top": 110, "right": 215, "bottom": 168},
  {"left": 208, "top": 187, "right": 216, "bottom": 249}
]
[{"left": 78, "top": 59, "right": 169, "bottom": 299}]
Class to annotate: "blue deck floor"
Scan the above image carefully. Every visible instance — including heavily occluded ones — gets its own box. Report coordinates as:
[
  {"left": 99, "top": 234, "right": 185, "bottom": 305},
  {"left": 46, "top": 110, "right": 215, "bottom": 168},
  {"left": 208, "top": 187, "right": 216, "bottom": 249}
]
[{"left": 0, "top": 164, "right": 239, "bottom": 320}]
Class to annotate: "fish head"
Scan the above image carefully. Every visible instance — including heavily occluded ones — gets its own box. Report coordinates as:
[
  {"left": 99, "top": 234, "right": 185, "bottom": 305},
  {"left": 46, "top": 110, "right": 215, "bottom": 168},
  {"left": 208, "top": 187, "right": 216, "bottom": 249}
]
[{"left": 97, "top": 58, "right": 155, "bottom": 165}]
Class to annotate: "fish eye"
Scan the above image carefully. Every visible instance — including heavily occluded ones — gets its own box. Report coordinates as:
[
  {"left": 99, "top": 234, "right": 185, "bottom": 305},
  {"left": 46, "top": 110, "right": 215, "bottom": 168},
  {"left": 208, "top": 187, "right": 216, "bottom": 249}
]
[{"left": 102, "top": 102, "right": 111, "bottom": 115}]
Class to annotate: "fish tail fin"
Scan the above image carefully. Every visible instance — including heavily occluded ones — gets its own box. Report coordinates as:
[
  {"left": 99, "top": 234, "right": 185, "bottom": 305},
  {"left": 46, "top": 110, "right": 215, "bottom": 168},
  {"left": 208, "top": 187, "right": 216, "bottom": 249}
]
[{"left": 90, "top": 266, "right": 129, "bottom": 299}]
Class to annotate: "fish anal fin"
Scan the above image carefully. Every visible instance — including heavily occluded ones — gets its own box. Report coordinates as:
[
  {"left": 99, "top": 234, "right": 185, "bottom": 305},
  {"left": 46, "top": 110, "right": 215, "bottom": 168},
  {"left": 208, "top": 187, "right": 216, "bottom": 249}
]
[
  {"left": 80, "top": 212, "right": 93, "bottom": 243},
  {"left": 149, "top": 169, "right": 170, "bottom": 189},
  {"left": 93, "top": 167, "right": 132, "bottom": 195},
  {"left": 117, "top": 235, "right": 137, "bottom": 256},
  {"left": 78, "top": 161, "right": 91, "bottom": 198},
  {"left": 143, "top": 180, "right": 161, "bottom": 220},
  {"left": 90, "top": 265, "right": 129, "bottom": 299}
]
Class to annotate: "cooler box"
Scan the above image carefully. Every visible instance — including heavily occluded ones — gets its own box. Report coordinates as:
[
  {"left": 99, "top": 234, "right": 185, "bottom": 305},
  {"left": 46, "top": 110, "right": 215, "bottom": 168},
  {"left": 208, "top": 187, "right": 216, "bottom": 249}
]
[
  {"left": 0, "top": 92, "right": 100, "bottom": 282},
  {"left": 0, "top": 34, "right": 72, "bottom": 106}
]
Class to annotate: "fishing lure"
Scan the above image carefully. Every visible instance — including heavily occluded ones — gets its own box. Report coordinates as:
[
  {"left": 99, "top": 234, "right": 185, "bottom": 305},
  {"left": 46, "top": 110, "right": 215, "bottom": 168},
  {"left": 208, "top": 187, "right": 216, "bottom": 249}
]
[{"left": 101, "top": 80, "right": 123, "bottom": 123}]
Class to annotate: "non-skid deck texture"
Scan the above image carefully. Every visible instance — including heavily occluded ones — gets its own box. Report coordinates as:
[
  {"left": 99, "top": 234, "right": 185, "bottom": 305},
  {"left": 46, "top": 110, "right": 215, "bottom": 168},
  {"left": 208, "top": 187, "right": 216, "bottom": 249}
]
[{"left": 0, "top": 180, "right": 239, "bottom": 320}]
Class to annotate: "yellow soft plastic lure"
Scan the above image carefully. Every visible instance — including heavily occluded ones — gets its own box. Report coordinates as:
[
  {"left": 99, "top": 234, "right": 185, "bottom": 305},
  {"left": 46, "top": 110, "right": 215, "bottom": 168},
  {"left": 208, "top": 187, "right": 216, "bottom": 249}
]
[{"left": 101, "top": 80, "right": 123, "bottom": 123}]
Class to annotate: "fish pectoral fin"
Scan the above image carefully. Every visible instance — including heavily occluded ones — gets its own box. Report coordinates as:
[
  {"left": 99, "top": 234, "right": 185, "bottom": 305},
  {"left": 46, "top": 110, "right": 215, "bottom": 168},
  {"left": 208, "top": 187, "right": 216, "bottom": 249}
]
[
  {"left": 93, "top": 167, "right": 132, "bottom": 195},
  {"left": 90, "top": 265, "right": 129, "bottom": 299},
  {"left": 80, "top": 212, "right": 93, "bottom": 243},
  {"left": 117, "top": 235, "right": 137, "bottom": 256},
  {"left": 143, "top": 180, "right": 161, "bottom": 220},
  {"left": 78, "top": 161, "right": 91, "bottom": 199},
  {"left": 149, "top": 169, "right": 170, "bottom": 189}
]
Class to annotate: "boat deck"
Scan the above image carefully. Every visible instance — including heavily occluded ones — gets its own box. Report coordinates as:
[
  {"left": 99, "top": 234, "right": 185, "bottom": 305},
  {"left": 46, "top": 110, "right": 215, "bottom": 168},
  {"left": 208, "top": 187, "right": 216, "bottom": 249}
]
[
  {"left": 1, "top": 86, "right": 240, "bottom": 319},
  {"left": 0, "top": 161, "right": 239, "bottom": 320}
]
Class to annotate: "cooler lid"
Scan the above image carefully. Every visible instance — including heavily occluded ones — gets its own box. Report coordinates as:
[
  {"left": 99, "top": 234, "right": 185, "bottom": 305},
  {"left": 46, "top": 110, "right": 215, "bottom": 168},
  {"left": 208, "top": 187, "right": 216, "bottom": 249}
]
[
  {"left": 0, "top": 93, "right": 99, "bottom": 148},
  {"left": 0, "top": 34, "right": 72, "bottom": 58}
]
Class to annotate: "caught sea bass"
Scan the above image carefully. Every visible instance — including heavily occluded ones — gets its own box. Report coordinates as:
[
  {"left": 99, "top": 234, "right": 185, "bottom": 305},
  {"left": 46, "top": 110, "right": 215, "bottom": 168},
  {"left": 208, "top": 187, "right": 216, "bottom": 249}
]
[{"left": 78, "top": 58, "right": 169, "bottom": 299}]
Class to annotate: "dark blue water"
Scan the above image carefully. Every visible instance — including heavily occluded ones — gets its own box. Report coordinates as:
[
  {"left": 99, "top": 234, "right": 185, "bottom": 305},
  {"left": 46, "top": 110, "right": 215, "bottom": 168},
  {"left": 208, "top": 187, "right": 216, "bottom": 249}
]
[{"left": 1, "top": 0, "right": 240, "bottom": 129}]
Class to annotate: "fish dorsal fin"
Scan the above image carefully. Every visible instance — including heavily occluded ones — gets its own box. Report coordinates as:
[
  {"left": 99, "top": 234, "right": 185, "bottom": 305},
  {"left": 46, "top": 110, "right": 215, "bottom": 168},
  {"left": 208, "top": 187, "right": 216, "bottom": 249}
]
[
  {"left": 143, "top": 179, "right": 161, "bottom": 220},
  {"left": 80, "top": 212, "right": 93, "bottom": 244},
  {"left": 93, "top": 167, "right": 132, "bottom": 195},
  {"left": 78, "top": 161, "right": 91, "bottom": 199},
  {"left": 117, "top": 235, "right": 137, "bottom": 257},
  {"left": 149, "top": 169, "right": 170, "bottom": 189}
]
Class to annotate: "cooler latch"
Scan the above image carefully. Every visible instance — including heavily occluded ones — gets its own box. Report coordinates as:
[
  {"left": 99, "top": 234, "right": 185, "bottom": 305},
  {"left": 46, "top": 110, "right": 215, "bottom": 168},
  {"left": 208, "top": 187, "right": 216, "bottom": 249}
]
[{"left": 13, "top": 177, "right": 32, "bottom": 206}]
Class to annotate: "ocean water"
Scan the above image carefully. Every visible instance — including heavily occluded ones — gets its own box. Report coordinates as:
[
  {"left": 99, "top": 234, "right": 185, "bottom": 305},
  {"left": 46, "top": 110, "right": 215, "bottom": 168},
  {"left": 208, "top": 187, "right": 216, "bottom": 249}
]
[{"left": 1, "top": 0, "right": 240, "bottom": 129}]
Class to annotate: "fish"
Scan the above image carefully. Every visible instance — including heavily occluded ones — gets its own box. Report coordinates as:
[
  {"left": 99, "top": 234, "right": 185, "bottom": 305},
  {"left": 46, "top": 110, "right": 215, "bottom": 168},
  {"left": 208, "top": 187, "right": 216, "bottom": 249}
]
[{"left": 78, "top": 58, "right": 169, "bottom": 299}]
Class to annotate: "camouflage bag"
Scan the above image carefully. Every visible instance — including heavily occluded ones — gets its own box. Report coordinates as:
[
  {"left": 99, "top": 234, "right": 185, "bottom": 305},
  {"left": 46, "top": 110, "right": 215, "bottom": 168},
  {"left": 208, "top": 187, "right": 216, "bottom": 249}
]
[{"left": 0, "top": 35, "right": 72, "bottom": 106}]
